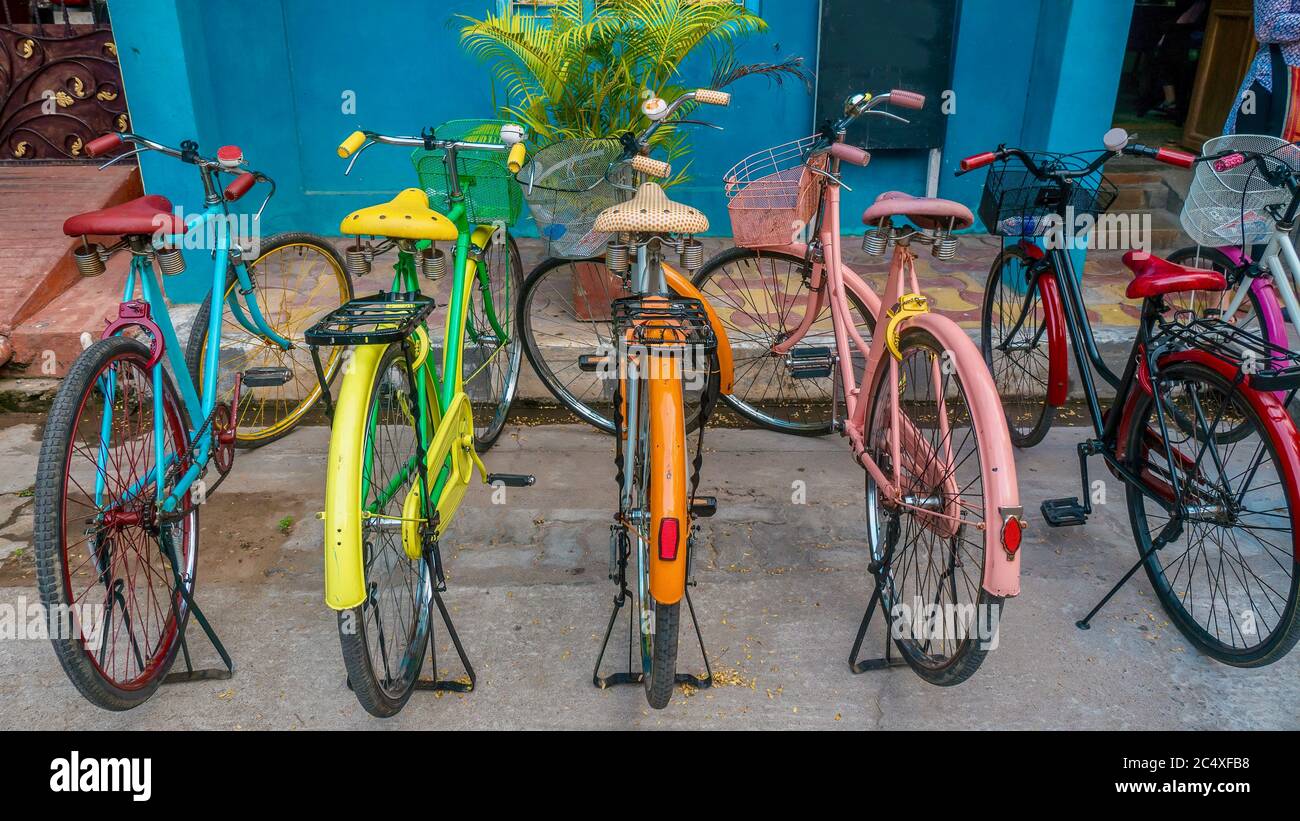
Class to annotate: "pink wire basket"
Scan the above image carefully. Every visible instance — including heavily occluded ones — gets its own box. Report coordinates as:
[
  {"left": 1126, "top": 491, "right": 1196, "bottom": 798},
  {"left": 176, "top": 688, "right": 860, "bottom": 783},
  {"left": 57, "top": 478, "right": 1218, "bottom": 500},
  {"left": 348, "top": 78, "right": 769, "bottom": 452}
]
[{"left": 724, "top": 134, "right": 827, "bottom": 248}]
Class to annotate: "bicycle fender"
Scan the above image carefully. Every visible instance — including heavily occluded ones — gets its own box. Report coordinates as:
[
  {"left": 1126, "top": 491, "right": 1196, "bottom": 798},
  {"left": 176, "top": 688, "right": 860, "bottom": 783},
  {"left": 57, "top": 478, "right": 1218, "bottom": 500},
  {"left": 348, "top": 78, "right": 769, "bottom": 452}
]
[
  {"left": 1036, "top": 275, "right": 1069, "bottom": 407},
  {"left": 324, "top": 343, "right": 388, "bottom": 610},
  {"left": 646, "top": 358, "right": 690, "bottom": 606},
  {"left": 664, "top": 264, "right": 734, "bottom": 396},
  {"left": 910, "top": 313, "right": 1022, "bottom": 597}
]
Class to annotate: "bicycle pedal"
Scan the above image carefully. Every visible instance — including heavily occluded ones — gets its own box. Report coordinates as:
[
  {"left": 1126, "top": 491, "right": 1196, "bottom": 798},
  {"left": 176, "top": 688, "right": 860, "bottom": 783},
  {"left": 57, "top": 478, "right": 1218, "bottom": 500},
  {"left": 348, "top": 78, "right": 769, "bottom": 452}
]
[
  {"left": 241, "top": 366, "right": 293, "bottom": 388},
  {"left": 1041, "top": 497, "right": 1088, "bottom": 527},
  {"left": 578, "top": 354, "right": 609, "bottom": 373},
  {"left": 786, "top": 346, "right": 835, "bottom": 379},
  {"left": 690, "top": 496, "right": 717, "bottom": 518},
  {"left": 487, "top": 473, "right": 535, "bottom": 488}
]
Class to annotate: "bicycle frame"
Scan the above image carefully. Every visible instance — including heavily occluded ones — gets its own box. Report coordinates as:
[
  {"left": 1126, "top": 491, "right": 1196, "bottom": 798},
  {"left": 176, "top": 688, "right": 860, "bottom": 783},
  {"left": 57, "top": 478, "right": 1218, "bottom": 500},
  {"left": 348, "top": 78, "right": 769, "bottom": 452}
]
[
  {"left": 1217, "top": 233, "right": 1296, "bottom": 351},
  {"left": 101, "top": 202, "right": 288, "bottom": 514},
  {"left": 757, "top": 176, "right": 1021, "bottom": 597}
]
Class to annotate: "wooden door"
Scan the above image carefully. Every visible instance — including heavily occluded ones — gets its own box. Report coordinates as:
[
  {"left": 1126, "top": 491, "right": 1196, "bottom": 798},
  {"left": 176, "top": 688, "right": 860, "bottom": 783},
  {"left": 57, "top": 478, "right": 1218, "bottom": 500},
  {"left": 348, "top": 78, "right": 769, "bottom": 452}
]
[{"left": 1183, "top": 0, "right": 1257, "bottom": 147}]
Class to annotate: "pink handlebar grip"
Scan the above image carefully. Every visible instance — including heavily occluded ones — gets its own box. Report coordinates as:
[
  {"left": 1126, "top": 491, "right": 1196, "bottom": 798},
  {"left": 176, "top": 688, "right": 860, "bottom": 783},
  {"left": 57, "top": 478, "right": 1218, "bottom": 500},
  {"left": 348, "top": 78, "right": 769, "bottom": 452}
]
[
  {"left": 1214, "top": 153, "right": 1246, "bottom": 172},
  {"left": 890, "top": 89, "right": 926, "bottom": 110},
  {"left": 223, "top": 172, "right": 257, "bottom": 202},
  {"left": 830, "top": 142, "right": 871, "bottom": 167},
  {"left": 86, "top": 133, "right": 123, "bottom": 158}
]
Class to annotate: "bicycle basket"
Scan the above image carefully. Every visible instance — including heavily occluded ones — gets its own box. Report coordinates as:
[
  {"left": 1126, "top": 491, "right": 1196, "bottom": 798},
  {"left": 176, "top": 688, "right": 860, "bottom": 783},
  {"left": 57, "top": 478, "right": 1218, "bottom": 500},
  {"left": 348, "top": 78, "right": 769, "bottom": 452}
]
[
  {"left": 1181, "top": 134, "right": 1300, "bottom": 248},
  {"left": 516, "top": 138, "right": 632, "bottom": 259},
  {"left": 978, "top": 151, "right": 1117, "bottom": 237},
  {"left": 412, "top": 119, "right": 524, "bottom": 226},
  {"left": 723, "top": 134, "right": 827, "bottom": 248}
]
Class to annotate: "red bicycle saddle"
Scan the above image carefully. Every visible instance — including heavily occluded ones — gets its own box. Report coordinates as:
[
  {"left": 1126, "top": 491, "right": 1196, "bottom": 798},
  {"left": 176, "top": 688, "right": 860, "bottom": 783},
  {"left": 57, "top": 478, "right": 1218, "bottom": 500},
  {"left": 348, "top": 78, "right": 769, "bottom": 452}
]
[
  {"left": 1121, "top": 251, "right": 1225, "bottom": 300},
  {"left": 862, "top": 191, "right": 974, "bottom": 231},
  {"left": 63, "top": 194, "right": 186, "bottom": 238}
]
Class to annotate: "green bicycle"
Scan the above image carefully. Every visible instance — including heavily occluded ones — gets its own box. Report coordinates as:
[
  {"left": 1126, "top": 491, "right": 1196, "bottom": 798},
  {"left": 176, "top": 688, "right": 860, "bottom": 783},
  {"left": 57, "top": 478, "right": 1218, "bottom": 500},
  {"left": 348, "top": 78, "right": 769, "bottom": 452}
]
[{"left": 307, "top": 120, "right": 532, "bottom": 717}]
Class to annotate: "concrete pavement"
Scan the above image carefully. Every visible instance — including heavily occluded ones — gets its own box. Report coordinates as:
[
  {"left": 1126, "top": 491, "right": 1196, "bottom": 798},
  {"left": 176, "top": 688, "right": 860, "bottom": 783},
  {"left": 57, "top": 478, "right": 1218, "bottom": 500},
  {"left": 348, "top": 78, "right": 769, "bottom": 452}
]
[{"left": 0, "top": 417, "right": 1297, "bottom": 730}]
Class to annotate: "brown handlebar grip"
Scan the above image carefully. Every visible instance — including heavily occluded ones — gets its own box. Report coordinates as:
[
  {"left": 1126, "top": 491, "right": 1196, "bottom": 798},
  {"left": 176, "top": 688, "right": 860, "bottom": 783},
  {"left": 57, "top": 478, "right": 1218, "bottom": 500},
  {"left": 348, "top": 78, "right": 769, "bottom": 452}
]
[
  {"left": 86, "top": 133, "right": 123, "bottom": 158},
  {"left": 890, "top": 90, "right": 926, "bottom": 110},
  {"left": 631, "top": 155, "right": 672, "bottom": 179},
  {"left": 695, "top": 89, "right": 731, "bottom": 107}
]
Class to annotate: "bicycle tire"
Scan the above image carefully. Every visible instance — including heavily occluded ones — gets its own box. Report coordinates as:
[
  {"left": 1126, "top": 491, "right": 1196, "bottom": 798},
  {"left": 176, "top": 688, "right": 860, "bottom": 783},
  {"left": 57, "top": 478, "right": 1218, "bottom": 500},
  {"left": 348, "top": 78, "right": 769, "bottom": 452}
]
[
  {"left": 185, "top": 231, "right": 352, "bottom": 449},
  {"left": 35, "top": 336, "right": 196, "bottom": 710},
  {"left": 981, "top": 244, "right": 1056, "bottom": 448},
  {"left": 467, "top": 230, "right": 523, "bottom": 450}
]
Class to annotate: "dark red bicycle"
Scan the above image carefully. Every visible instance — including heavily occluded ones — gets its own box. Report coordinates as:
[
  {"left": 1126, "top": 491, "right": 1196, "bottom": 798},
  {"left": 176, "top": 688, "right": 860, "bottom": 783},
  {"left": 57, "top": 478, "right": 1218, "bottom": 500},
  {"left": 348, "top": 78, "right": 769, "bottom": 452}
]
[{"left": 962, "top": 129, "right": 1300, "bottom": 667}]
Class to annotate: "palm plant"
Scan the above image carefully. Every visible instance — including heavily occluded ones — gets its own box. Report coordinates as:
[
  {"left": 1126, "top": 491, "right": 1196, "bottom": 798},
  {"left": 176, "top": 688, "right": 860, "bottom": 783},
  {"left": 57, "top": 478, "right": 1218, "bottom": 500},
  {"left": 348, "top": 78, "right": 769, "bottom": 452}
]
[{"left": 459, "top": 0, "right": 809, "bottom": 179}]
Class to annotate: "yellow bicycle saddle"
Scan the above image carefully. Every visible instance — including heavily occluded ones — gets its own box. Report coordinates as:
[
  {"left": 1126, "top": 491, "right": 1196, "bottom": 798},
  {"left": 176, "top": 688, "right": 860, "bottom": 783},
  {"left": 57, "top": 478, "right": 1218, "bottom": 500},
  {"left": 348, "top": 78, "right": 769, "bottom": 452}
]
[{"left": 340, "top": 188, "right": 458, "bottom": 241}]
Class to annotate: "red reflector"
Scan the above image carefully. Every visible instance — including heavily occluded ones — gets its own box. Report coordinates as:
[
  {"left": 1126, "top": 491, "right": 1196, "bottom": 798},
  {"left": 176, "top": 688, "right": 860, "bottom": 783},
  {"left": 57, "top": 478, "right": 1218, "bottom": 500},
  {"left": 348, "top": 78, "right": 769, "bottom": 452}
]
[
  {"left": 658, "top": 518, "right": 680, "bottom": 561},
  {"left": 1001, "top": 517, "right": 1023, "bottom": 555}
]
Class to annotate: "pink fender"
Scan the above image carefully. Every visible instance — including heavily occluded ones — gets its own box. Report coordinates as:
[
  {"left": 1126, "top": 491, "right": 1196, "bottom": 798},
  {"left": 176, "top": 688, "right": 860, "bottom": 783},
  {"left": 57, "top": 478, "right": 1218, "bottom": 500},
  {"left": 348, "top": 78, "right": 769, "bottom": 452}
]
[{"left": 907, "top": 311, "right": 1023, "bottom": 598}]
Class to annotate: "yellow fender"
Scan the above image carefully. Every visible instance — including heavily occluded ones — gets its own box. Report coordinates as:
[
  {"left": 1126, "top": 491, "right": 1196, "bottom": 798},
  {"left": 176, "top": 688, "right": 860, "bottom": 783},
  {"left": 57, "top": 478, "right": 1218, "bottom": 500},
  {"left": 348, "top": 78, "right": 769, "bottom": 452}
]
[{"left": 663, "top": 264, "right": 735, "bottom": 395}]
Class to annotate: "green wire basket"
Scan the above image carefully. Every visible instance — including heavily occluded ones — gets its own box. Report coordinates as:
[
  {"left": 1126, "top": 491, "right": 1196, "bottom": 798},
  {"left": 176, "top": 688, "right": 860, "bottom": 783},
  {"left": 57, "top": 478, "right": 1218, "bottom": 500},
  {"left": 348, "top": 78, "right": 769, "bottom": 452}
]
[{"left": 411, "top": 118, "right": 524, "bottom": 226}]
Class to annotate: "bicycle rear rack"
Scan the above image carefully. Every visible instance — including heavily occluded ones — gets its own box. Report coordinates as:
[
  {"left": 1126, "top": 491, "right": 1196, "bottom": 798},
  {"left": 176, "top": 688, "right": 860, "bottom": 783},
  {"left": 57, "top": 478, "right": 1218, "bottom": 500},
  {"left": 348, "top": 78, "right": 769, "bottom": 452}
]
[
  {"left": 303, "top": 290, "right": 437, "bottom": 419},
  {"left": 1153, "top": 316, "right": 1300, "bottom": 391},
  {"left": 611, "top": 296, "right": 716, "bottom": 352}
]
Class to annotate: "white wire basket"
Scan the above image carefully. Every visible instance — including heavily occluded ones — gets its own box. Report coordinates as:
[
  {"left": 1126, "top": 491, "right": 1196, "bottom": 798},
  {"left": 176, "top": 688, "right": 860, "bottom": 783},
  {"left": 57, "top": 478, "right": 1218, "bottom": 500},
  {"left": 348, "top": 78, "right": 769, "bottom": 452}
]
[
  {"left": 1181, "top": 134, "right": 1300, "bottom": 247},
  {"left": 723, "top": 134, "right": 827, "bottom": 248}
]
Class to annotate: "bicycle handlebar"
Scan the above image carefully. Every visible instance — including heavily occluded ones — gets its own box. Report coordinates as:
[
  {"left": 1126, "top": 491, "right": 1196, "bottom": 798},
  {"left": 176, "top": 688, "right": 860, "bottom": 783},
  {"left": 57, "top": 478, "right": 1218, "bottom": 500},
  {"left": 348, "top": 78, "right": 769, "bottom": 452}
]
[
  {"left": 84, "top": 131, "right": 274, "bottom": 209},
  {"left": 336, "top": 126, "right": 527, "bottom": 176},
  {"left": 956, "top": 138, "right": 1194, "bottom": 180}
]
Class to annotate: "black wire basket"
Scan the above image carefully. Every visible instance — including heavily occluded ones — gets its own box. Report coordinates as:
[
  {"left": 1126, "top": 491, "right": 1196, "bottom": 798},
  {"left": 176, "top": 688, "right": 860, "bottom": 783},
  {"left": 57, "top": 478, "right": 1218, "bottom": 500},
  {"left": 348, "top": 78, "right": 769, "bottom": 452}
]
[{"left": 978, "top": 151, "right": 1118, "bottom": 238}]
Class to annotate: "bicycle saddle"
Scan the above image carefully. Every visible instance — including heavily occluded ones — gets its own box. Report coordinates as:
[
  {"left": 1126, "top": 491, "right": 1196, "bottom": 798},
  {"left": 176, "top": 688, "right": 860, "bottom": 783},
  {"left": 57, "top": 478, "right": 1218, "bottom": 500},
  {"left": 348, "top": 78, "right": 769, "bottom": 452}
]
[
  {"left": 593, "top": 182, "right": 708, "bottom": 235},
  {"left": 862, "top": 191, "right": 974, "bottom": 231},
  {"left": 1121, "top": 251, "right": 1225, "bottom": 299},
  {"left": 64, "top": 194, "right": 187, "bottom": 237},
  {"left": 340, "top": 187, "right": 458, "bottom": 241}
]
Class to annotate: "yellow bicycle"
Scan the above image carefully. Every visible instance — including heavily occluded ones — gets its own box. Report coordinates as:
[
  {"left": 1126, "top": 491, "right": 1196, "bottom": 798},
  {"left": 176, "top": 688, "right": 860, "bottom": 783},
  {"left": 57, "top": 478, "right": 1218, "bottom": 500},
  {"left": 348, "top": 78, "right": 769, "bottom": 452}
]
[{"left": 307, "top": 120, "right": 531, "bottom": 717}]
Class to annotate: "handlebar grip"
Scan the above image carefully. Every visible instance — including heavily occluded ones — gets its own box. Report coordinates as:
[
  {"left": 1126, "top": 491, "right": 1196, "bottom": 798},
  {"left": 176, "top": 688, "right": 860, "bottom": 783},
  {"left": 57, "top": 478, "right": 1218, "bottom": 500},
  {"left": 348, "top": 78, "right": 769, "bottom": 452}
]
[
  {"left": 1214, "top": 153, "right": 1246, "bottom": 172},
  {"left": 507, "top": 142, "right": 527, "bottom": 174},
  {"left": 830, "top": 142, "right": 871, "bottom": 167},
  {"left": 890, "top": 89, "right": 926, "bottom": 110},
  {"left": 86, "top": 133, "right": 123, "bottom": 158},
  {"left": 631, "top": 154, "right": 671, "bottom": 179},
  {"left": 338, "top": 130, "right": 366, "bottom": 159},
  {"left": 960, "top": 152, "right": 997, "bottom": 172},
  {"left": 695, "top": 89, "right": 731, "bottom": 107},
  {"left": 1155, "top": 147, "right": 1195, "bottom": 169},
  {"left": 223, "top": 172, "right": 257, "bottom": 202}
]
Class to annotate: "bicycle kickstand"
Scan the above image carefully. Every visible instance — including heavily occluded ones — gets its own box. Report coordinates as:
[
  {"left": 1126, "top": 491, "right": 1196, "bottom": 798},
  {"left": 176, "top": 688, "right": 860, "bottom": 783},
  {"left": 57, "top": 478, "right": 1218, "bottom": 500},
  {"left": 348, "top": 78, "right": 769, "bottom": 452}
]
[
  {"left": 413, "top": 538, "right": 476, "bottom": 693},
  {"left": 593, "top": 525, "right": 712, "bottom": 690},
  {"left": 848, "top": 514, "right": 907, "bottom": 674},
  {"left": 158, "top": 526, "right": 234, "bottom": 685}
]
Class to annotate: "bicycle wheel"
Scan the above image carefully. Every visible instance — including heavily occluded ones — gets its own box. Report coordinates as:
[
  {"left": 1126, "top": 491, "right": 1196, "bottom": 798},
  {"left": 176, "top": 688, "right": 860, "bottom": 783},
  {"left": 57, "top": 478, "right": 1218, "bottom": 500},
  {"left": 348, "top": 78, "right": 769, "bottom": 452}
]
[
  {"left": 336, "top": 344, "right": 433, "bottom": 717},
  {"left": 518, "top": 256, "right": 718, "bottom": 433},
  {"left": 692, "top": 247, "right": 874, "bottom": 435},
  {"left": 1163, "top": 246, "right": 1268, "bottom": 334},
  {"left": 186, "top": 232, "right": 352, "bottom": 448},
  {"left": 864, "top": 327, "right": 1001, "bottom": 685},
  {"left": 619, "top": 359, "right": 684, "bottom": 709},
  {"left": 981, "top": 244, "right": 1055, "bottom": 447},
  {"left": 34, "top": 336, "right": 197, "bottom": 710},
  {"left": 465, "top": 229, "right": 523, "bottom": 450},
  {"left": 1125, "top": 361, "right": 1300, "bottom": 666}
]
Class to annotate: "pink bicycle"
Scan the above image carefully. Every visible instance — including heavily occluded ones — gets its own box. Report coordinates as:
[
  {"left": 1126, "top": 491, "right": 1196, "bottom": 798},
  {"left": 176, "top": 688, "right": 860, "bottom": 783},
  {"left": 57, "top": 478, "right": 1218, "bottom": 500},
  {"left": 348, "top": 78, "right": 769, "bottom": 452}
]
[{"left": 704, "top": 89, "right": 1025, "bottom": 684}]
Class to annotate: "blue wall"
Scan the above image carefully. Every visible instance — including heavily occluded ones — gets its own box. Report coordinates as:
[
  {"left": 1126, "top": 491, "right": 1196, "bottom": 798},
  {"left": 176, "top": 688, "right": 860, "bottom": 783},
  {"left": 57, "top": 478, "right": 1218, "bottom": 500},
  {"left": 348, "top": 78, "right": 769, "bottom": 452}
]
[{"left": 109, "top": 0, "right": 1134, "bottom": 300}]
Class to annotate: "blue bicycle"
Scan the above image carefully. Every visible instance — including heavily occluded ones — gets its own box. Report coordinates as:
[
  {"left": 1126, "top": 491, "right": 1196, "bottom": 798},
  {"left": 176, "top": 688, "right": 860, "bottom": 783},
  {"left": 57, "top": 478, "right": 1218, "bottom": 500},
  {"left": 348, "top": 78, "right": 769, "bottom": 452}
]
[{"left": 33, "top": 131, "right": 350, "bottom": 710}]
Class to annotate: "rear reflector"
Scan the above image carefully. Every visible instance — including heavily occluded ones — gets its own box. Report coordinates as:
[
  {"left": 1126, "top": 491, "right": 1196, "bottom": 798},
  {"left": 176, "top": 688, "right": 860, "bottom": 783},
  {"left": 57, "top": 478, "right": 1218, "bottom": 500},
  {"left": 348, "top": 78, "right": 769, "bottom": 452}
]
[
  {"left": 658, "top": 518, "right": 680, "bottom": 561},
  {"left": 1001, "top": 516, "right": 1023, "bottom": 557}
]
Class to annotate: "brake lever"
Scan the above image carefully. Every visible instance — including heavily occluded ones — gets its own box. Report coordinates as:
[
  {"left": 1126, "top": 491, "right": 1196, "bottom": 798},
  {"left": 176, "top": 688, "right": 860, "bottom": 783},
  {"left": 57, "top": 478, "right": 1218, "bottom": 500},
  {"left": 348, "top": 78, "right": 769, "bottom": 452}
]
[
  {"left": 666, "top": 118, "right": 723, "bottom": 131},
  {"left": 865, "top": 110, "right": 910, "bottom": 125},
  {"left": 344, "top": 140, "right": 375, "bottom": 176},
  {"left": 98, "top": 146, "right": 147, "bottom": 171}
]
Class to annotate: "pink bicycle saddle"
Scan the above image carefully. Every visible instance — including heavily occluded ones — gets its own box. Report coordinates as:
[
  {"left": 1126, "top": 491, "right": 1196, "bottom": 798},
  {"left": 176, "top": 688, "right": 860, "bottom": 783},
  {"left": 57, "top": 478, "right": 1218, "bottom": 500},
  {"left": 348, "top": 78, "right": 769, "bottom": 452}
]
[{"left": 862, "top": 191, "right": 974, "bottom": 231}]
